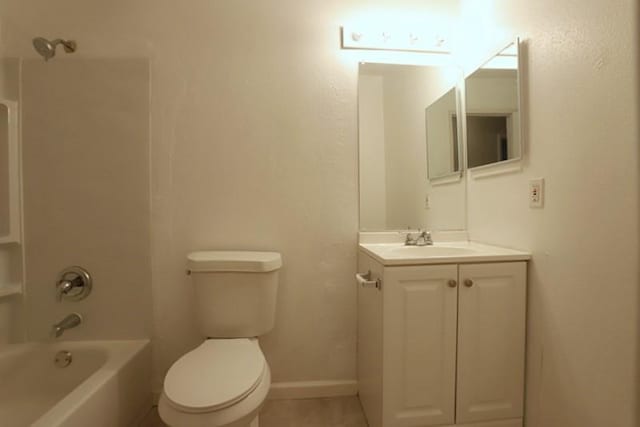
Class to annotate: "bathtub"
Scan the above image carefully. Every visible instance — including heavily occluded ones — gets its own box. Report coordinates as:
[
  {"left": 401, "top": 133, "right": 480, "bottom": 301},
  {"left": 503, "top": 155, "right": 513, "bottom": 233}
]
[{"left": 0, "top": 339, "right": 151, "bottom": 427}]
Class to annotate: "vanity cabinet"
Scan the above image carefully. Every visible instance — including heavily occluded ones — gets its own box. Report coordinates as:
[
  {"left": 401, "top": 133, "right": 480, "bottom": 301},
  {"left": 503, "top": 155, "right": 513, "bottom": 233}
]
[{"left": 357, "top": 252, "right": 526, "bottom": 427}]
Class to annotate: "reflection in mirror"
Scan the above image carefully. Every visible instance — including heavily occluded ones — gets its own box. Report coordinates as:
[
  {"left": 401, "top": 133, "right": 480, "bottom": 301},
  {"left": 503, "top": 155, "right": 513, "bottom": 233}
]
[
  {"left": 0, "top": 104, "right": 10, "bottom": 237},
  {"left": 426, "top": 87, "right": 460, "bottom": 179},
  {"left": 465, "top": 41, "right": 521, "bottom": 169},
  {"left": 358, "top": 62, "right": 462, "bottom": 231}
]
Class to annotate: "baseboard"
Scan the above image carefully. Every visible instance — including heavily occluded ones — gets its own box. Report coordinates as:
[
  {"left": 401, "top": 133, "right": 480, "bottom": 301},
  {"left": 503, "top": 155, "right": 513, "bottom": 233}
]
[
  {"left": 456, "top": 418, "right": 522, "bottom": 427},
  {"left": 267, "top": 380, "right": 358, "bottom": 400}
]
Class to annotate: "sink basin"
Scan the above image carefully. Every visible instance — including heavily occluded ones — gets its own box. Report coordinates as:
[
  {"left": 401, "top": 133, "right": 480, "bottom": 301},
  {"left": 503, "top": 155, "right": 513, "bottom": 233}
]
[
  {"left": 358, "top": 241, "right": 531, "bottom": 266},
  {"left": 389, "top": 246, "right": 479, "bottom": 257}
]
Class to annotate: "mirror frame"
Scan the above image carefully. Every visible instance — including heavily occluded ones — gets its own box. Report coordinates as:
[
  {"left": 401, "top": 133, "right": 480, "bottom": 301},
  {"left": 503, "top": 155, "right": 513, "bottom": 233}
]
[{"left": 463, "top": 38, "right": 523, "bottom": 173}]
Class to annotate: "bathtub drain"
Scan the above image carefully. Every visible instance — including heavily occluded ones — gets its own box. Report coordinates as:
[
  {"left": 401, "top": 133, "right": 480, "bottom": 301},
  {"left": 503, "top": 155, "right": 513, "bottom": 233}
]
[{"left": 54, "top": 350, "right": 73, "bottom": 368}]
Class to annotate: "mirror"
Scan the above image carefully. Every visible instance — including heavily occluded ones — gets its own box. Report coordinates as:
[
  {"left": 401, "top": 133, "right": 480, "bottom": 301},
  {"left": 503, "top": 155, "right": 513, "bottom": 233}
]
[
  {"left": 426, "top": 87, "right": 461, "bottom": 179},
  {"left": 0, "top": 101, "right": 20, "bottom": 243},
  {"left": 465, "top": 40, "right": 521, "bottom": 169},
  {"left": 358, "top": 62, "right": 464, "bottom": 231}
]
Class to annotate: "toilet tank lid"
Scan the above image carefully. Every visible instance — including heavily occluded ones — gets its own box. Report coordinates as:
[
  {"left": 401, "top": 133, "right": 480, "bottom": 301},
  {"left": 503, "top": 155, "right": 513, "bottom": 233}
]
[{"left": 187, "top": 251, "right": 282, "bottom": 273}]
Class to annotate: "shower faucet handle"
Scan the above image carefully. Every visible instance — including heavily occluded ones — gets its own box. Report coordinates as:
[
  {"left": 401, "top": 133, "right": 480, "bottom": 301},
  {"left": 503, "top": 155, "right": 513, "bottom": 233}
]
[{"left": 56, "top": 266, "right": 92, "bottom": 302}]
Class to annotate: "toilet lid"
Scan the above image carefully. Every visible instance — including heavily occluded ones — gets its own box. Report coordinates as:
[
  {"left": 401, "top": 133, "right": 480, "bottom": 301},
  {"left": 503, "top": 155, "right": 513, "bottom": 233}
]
[{"left": 164, "top": 338, "right": 266, "bottom": 413}]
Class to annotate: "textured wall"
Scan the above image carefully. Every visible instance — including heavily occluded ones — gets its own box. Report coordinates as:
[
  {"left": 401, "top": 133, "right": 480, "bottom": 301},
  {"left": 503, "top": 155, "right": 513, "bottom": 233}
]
[
  {"left": 0, "top": 2, "right": 637, "bottom": 425},
  {"left": 460, "top": 1, "right": 639, "bottom": 426},
  {"left": 0, "top": 0, "right": 460, "bottom": 390}
]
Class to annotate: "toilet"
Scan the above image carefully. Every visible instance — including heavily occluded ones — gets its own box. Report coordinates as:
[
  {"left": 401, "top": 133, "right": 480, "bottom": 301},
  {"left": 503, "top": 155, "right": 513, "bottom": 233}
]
[{"left": 158, "top": 251, "right": 282, "bottom": 427}]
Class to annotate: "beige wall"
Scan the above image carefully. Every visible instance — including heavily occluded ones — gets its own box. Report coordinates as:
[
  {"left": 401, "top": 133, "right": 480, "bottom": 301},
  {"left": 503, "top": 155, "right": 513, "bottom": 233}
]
[
  {"left": 0, "top": 0, "right": 461, "bottom": 389},
  {"left": 2, "top": 3, "right": 636, "bottom": 426},
  {"left": 460, "top": 1, "right": 639, "bottom": 426}
]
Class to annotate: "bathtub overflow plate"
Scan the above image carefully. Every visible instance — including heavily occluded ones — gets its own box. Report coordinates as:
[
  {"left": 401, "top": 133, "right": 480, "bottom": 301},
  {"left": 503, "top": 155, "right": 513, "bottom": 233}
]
[{"left": 54, "top": 350, "right": 73, "bottom": 368}]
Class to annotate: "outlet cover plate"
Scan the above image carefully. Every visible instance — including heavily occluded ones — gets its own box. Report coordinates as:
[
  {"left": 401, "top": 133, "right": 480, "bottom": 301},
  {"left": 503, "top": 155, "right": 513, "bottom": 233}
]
[{"left": 529, "top": 178, "right": 544, "bottom": 208}]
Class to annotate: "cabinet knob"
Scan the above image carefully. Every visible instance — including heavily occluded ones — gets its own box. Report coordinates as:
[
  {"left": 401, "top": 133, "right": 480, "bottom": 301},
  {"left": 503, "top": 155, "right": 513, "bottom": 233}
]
[
  {"left": 464, "top": 279, "right": 474, "bottom": 287},
  {"left": 447, "top": 280, "right": 457, "bottom": 288}
]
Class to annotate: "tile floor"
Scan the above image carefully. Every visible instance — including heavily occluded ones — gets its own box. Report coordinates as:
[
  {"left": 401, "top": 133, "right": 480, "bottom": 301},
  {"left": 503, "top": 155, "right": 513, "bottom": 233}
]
[{"left": 141, "top": 396, "right": 368, "bottom": 427}]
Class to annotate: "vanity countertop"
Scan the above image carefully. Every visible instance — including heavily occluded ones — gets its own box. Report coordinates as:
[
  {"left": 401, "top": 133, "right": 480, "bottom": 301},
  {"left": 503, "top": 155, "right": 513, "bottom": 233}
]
[{"left": 359, "top": 241, "right": 531, "bottom": 266}]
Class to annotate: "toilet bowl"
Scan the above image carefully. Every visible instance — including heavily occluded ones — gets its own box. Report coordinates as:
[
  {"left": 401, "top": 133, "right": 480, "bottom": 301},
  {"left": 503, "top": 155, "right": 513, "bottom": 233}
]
[
  {"left": 158, "top": 338, "right": 270, "bottom": 427},
  {"left": 158, "top": 251, "right": 282, "bottom": 427}
]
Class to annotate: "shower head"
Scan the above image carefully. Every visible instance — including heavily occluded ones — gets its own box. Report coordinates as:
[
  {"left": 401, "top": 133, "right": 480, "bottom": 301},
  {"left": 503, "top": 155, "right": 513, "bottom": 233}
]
[
  {"left": 32, "top": 37, "right": 77, "bottom": 61},
  {"left": 32, "top": 37, "right": 55, "bottom": 60}
]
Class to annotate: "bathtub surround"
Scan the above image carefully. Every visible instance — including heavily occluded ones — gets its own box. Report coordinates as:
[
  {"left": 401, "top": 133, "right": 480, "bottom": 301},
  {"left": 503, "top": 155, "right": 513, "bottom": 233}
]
[
  {"left": 19, "top": 58, "right": 152, "bottom": 341},
  {"left": 0, "top": 57, "right": 24, "bottom": 346},
  {"left": 0, "top": 56, "right": 152, "bottom": 344}
]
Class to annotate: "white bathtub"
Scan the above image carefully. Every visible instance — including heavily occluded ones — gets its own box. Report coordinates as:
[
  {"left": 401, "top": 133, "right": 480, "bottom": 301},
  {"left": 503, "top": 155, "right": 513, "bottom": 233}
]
[{"left": 0, "top": 340, "right": 151, "bottom": 427}]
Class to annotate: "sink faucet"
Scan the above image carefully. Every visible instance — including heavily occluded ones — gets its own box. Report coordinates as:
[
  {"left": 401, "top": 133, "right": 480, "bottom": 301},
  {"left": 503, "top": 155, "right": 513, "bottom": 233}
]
[
  {"left": 51, "top": 313, "right": 82, "bottom": 338},
  {"left": 405, "top": 230, "right": 433, "bottom": 246}
]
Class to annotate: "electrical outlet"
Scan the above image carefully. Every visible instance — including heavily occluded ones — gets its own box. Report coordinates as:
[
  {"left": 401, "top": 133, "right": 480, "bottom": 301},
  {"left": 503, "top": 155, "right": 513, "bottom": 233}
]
[
  {"left": 424, "top": 194, "right": 431, "bottom": 209},
  {"left": 529, "top": 178, "right": 544, "bottom": 208}
]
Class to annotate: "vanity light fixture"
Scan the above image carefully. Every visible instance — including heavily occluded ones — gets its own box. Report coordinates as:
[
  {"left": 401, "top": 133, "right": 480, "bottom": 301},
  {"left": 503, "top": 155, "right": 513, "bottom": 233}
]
[{"left": 341, "top": 24, "right": 450, "bottom": 54}]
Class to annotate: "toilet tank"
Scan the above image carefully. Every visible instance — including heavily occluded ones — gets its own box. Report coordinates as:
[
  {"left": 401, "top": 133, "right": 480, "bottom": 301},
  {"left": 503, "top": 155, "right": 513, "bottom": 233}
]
[{"left": 187, "top": 251, "right": 282, "bottom": 338}]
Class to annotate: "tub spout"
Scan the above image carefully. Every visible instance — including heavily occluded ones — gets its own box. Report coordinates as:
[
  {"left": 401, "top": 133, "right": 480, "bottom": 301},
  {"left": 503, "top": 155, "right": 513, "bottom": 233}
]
[{"left": 51, "top": 313, "right": 82, "bottom": 338}]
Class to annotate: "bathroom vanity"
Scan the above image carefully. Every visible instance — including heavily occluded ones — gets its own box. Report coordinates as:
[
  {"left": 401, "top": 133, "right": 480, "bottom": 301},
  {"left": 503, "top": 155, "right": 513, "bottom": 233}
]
[
  {"left": 356, "top": 240, "right": 530, "bottom": 427},
  {"left": 355, "top": 37, "right": 528, "bottom": 427}
]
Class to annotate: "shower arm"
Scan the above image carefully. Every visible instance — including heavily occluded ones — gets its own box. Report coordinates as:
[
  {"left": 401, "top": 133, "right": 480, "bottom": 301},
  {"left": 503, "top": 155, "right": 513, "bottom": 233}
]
[{"left": 52, "top": 39, "right": 77, "bottom": 53}]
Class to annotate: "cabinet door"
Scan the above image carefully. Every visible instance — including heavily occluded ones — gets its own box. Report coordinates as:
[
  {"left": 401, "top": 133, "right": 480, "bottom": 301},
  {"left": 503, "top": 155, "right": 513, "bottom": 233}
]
[
  {"left": 357, "top": 252, "right": 383, "bottom": 427},
  {"left": 383, "top": 265, "right": 458, "bottom": 427},
  {"left": 457, "top": 262, "right": 527, "bottom": 424}
]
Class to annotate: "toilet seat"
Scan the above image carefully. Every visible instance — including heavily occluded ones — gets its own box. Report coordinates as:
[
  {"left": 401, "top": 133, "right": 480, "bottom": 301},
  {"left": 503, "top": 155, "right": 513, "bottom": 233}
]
[
  {"left": 159, "top": 362, "right": 270, "bottom": 427},
  {"left": 164, "top": 338, "right": 266, "bottom": 414}
]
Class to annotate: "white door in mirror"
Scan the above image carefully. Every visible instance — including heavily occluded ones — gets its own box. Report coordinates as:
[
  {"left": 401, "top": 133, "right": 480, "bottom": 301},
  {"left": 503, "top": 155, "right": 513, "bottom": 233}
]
[{"left": 529, "top": 178, "right": 544, "bottom": 208}]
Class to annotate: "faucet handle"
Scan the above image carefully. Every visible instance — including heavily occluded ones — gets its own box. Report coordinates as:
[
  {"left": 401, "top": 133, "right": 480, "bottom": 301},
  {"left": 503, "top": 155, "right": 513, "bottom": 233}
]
[
  {"left": 404, "top": 231, "right": 416, "bottom": 245},
  {"left": 56, "top": 280, "right": 75, "bottom": 302},
  {"left": 56, "top": 267, "right": 92, "bottom": 302},
  {"left": 413, "top": 230, "right": 434, "bottom": 246},
  {"left": 424, "top": 230, "right": 433, "bottom": 245}
]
